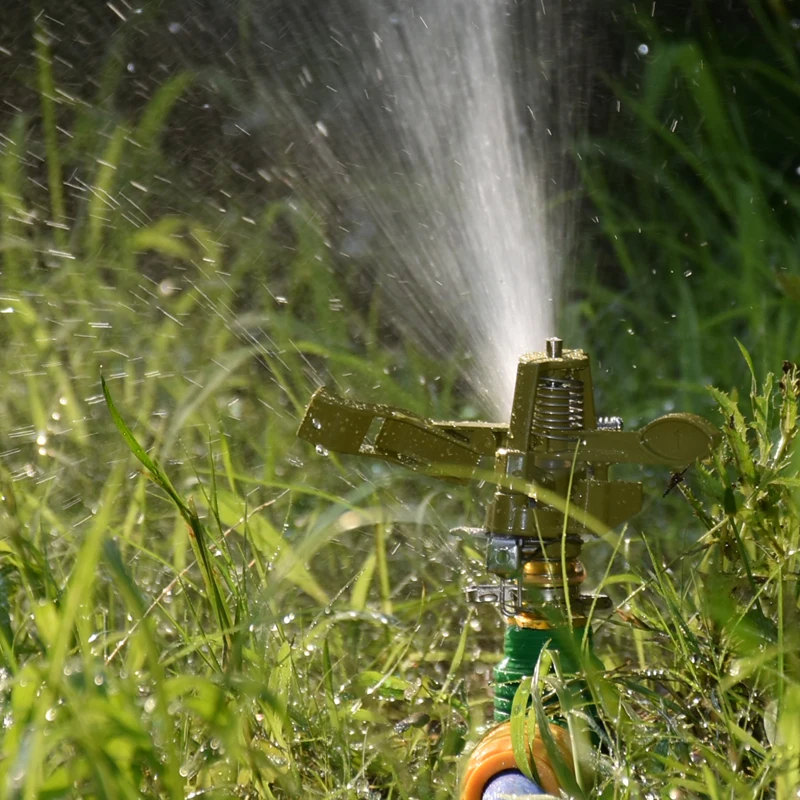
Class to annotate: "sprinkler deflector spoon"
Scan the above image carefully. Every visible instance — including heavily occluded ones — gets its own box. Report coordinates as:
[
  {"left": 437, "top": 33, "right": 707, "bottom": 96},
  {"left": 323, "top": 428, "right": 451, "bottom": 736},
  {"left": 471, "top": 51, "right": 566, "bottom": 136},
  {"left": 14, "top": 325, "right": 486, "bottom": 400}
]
[{"left": 298, "top": 338, "right": 720, "bottom": 798}]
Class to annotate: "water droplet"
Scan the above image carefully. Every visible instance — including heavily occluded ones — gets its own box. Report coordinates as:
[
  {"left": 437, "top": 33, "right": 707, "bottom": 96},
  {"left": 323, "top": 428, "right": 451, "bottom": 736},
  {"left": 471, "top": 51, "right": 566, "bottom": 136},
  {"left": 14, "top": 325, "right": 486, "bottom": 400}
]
[
  {"left": 127, "top": 62, "right": 135, "bottom": 73},
  {"left": 312, "top": 418, "right": 322, "bottom": 430},
  {"left": 315, "top": 120, "right": 329, "bottom": 137},
  {"left": 315, "top": 444, "right": 329, "bottom": 457},
  {"left": 168, "top": 21, "right": 181, "bottom": 33},
  {"left": 637, "top": 43, "right": 650, "bottom": 56}
]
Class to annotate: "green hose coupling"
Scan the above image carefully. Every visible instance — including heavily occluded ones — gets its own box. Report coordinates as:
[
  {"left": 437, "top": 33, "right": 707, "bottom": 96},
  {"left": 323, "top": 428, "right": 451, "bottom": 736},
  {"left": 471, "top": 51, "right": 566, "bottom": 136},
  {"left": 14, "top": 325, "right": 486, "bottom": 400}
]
[{"left": 493, "top": 624, "right": 586, "bottom": 721}]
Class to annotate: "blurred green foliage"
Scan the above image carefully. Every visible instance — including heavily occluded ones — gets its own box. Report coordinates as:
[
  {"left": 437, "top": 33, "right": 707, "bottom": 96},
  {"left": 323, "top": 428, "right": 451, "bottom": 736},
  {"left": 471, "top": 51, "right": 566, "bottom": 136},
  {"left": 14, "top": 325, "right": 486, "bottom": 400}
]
[{"left": 577, "top": 2, "right": 800, "bottom": 423}]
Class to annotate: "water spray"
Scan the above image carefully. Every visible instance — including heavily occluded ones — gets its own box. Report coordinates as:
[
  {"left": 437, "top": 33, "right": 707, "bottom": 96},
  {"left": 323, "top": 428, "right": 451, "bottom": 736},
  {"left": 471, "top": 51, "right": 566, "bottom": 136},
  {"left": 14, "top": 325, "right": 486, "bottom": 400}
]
[{"left": 298, "top": 338, "right": 719, "bottom": 798}]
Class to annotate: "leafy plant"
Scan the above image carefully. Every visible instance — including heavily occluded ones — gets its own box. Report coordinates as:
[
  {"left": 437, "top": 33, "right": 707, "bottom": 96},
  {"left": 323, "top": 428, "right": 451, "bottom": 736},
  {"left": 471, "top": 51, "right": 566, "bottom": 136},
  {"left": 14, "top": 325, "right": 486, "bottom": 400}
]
[{"left": 570, "top": 354, "right": 800, "bottom": 798}]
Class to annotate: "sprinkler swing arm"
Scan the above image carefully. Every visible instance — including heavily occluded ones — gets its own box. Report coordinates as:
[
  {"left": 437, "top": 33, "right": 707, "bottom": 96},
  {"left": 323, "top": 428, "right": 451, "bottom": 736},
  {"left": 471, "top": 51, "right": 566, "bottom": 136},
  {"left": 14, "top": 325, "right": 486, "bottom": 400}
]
[{"left": 298, "top": 338, "right": 720, "bottom": 798}]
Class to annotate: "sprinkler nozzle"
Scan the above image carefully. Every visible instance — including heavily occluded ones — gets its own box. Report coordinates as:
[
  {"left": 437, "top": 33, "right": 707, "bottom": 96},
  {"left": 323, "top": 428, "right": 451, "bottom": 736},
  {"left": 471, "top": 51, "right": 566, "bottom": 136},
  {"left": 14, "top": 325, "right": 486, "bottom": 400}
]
[{"left": 545, "top": 337, "right": 563, "bottom": 358}]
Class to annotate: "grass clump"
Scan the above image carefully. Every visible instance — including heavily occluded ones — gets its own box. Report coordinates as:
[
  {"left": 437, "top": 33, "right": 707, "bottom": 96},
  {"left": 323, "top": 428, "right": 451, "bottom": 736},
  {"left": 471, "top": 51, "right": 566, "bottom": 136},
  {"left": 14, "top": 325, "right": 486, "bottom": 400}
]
[
  {"left": 563, "top": 356, "right": 800, "bottom": 798},
  {"left": 0, "top": 22, "right": 478, "bottom": 798},
  {"left": 0, "top": 373, "right": 478, "bottom": 798}
]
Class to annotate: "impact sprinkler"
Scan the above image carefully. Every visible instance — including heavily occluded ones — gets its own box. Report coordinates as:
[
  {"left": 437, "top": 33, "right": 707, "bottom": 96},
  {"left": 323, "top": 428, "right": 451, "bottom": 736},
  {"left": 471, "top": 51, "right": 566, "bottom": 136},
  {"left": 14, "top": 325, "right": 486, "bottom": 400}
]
[{"left": 298, "top": 338, "right": 719, "bottom": 798}]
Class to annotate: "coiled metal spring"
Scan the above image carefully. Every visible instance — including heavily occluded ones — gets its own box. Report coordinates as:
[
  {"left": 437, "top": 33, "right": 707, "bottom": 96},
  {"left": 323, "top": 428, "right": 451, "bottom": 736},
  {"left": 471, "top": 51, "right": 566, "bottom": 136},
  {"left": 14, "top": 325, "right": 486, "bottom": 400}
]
[{"left": 531, "top": 376, "right": 585, "bottom": 441}]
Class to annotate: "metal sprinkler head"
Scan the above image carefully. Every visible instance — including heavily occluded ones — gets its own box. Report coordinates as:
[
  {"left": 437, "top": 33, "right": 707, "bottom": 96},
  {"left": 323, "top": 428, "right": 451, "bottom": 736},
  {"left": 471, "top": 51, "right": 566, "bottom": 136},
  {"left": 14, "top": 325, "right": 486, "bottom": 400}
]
[
  {"left": 298, "top": 338, "right": 720, "bottom": 798},
  {"left": 298, "top": 338, "right": 719, "bottom": 623}
]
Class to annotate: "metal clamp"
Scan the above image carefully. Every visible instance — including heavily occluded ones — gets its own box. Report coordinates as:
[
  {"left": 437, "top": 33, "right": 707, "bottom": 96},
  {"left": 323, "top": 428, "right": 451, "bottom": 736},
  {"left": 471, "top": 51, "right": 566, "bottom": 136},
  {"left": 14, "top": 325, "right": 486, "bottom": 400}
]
[
  {"left": 465, "top": 583, "right": 520, "bottom": 616},
  {"left": 485, "top": 536, "right": 521, "bottom": 578}
]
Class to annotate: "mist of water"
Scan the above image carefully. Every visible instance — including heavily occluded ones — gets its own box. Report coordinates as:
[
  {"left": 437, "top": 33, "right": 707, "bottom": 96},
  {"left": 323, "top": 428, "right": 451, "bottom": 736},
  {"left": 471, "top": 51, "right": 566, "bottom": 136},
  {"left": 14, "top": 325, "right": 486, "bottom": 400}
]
[
  {"left": 345, "top": 3, "right": 555, "bottom": 419},
  {"left": 246, "top": 0, "right": 595, "bottom": 419}
]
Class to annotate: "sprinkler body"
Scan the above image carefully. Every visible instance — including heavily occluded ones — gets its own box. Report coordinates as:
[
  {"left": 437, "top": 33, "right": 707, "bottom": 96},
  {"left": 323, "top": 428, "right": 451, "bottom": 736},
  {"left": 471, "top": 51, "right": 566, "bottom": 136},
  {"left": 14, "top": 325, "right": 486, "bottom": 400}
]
[{"left": 298, "top": 339, "right": 719, "bottom": 798}]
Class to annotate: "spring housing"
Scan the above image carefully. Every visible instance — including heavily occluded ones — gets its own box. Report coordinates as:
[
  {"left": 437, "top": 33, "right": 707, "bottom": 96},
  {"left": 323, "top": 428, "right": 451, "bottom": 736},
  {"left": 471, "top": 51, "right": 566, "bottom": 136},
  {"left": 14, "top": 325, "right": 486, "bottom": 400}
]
[{"left": 531, "top": 375, "right": 585, "bottom": 442}]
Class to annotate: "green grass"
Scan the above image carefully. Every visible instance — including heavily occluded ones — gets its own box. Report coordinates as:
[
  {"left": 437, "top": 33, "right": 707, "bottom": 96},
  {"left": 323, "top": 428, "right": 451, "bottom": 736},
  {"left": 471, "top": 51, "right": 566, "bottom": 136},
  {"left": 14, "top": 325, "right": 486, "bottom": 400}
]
[
  {"left": 0, "top": 24, "right": 482, "bottom": 799},
  {"left": 1, "top": 6, "right": 800, "bottom": 799},
  {"left": 585, "top": 358, "right": 800, "bottom": 798}
]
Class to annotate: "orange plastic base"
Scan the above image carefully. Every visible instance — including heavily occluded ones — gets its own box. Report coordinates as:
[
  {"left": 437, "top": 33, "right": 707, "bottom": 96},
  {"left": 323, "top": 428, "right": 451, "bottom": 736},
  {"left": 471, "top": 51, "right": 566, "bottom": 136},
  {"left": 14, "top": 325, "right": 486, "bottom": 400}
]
[{"left": 459, "top": 721, "right": 572, "bottom": 800}]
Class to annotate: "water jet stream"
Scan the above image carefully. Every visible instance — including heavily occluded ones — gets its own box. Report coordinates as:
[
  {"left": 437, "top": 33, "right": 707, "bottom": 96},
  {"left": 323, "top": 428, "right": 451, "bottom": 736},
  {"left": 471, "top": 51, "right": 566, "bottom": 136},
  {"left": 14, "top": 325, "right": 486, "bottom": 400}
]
[{"left": 246, "top": 0, "right": 595, "bottom": 418}]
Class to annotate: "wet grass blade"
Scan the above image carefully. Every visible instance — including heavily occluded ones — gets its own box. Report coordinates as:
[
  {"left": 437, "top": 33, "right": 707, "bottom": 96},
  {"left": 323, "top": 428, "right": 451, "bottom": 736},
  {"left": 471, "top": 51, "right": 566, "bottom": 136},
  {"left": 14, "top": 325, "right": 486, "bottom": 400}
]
[
  {"left": 35, "top": 25, "right": 65, "bottom": 239},
  {"left": 87, "top": 124, "right": 128, "bottom": 255},
  {"left": 509, "top": 677, "right": 539, "bottom": 785},
  {"left": 102, "top": 377, "right": 234, "bottom": 667},
  {"left": 134, "top": 71, "right": 194, "bottom": 153}
]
